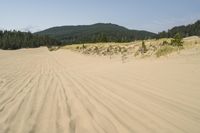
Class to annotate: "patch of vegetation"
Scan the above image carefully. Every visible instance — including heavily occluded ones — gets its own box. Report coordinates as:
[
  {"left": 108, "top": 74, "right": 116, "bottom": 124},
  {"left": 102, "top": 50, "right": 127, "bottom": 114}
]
[
  {"left": 121, "top": 51, "right": 128, "bottom": 63},
  {"left": 156, "top": 45, "right": 177, "bottom": 57},
  {"left": 156, "top": 33, "right": 184, "bottom": 57},
  {"left": 171, "top": 33, "right": 183, "bottom": 47},
  {"left": 161, "top": 40, "right": 169, "bottom": 46},
  {"left": 141, "top": 41, "right": 147, "bottom": 53},
  {"left": 64, "top": 34, "right": 198, "bottom": 59},
  {"left": 47, "top": 46, "right": 60, "bottom": 51},
  {"left": 107, "top": 45, "right": 114, "bottom": 59},
  {"left": 82, "top": 44, "right": 86, "bottom": 49}
]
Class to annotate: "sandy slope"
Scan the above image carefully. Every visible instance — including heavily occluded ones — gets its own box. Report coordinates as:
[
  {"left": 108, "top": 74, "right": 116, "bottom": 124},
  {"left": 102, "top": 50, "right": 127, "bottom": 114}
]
[{"left": 0, "top": 47, "right": 200, "bottom": 133}]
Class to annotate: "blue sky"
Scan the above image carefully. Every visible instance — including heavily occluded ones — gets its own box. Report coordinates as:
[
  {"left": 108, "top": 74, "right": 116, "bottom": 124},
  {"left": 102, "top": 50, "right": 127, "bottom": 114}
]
[{"left": 0, "top": 0, "right": 200, "bottom": 33}]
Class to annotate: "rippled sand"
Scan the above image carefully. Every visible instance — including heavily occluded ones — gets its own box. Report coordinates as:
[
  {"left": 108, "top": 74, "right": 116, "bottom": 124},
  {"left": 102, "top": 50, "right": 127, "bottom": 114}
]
[{"left": 0, "top": 47, "right": 200, "bottom": 133}]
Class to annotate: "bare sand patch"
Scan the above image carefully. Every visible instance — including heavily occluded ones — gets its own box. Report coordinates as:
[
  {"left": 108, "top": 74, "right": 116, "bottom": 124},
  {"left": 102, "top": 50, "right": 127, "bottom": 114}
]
[{"left": 0, "top": 47, "right": 200, "bottom": 133}]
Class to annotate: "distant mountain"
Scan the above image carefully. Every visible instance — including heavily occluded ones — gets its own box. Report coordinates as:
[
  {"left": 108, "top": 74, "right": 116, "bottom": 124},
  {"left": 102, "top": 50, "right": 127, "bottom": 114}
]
[
  {"left": 158, "top": 20, "right": 200, "bottom": 38},
  {"left": 35, "top": 23, "right": 156, "bottom": 44}
]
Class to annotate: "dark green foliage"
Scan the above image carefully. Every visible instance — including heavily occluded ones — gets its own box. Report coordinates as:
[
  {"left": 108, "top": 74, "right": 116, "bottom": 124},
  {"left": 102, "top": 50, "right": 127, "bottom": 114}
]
[
  {"left": 82, "top": 44, "right": 86, "bottom": 49},
  {"left": 35, "top": 23, "right": 156, "bottom": 44},
  {"left": 0, "top": 30, "right": 61, "bottom": 50},
  {"left": 141, "top": 41, "right": 147, "bottom": 53},
  {"left": 157, "top": 20, "right": 200, "bottom": 38},
  {"left": 162, "top": 40, "right": 169, "bottom": 46},
  {"left": 171, "top": 33, "right": 183, "bottom": 47}
]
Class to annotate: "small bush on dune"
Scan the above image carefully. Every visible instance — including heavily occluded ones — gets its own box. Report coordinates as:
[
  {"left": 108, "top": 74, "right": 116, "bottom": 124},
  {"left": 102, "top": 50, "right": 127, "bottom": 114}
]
[
  {"left": 141, "top": 41, "right": 147, "bottom": 53},
  {"left": 48, "top": 46, "right": 60, "bottom": 51},
  {"left": 121, "top": 48, "right": 128, "bottom": 63},
  {"left": 161, "top": 40, "right": 169, "bottom": 46},
  {"left": 156, "top": 46, "right": 175, "bottom": 57},
  {"left": 155, "top": 33, "right": 184, "bottom": 57},
  {"left": 156, "top": 45, "right": 183, "bottom": 57},
  {"left": 107, "top": 45, "right": 113, "bottom": 59},
  {"left": 82, "top": 44, "right": 86, "bottom": 49},
  {"left": 171, "top": 33, "right": 183, "bottom": 47}
]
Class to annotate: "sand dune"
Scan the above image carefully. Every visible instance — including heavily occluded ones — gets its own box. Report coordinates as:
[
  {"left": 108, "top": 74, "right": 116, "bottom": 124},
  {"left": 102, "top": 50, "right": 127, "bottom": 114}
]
[{"left": 0, "top": 47, "right": 200, "bottom": 133}]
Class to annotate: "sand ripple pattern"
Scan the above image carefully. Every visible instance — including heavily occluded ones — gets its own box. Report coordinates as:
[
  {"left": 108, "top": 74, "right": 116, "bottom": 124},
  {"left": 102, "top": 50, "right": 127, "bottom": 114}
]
[{"left": 0, "top": 48, "right": 200, "bottom": 133}]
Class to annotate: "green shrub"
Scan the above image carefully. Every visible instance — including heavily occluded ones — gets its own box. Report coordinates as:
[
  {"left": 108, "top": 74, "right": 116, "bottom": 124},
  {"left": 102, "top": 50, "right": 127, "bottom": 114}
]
[
  {"left": 76, "top": 46, "right": 80, "bottom": 49},
  {"left": 82, "top": 44, "right": 86, "bottom": 49},
  {"left": 141, "top": 41, "right": 147, "bottom": 53},
  {"left": 171, "top": 33, "right": 183, "bottom": 46},
  {"left": 162, "top": 40, "right": 169, "bottom": 45},
  {"left": 48, "top": 46, "right": 59, "bottom": 51},
  {"left": 156, "top": 45, "right": 178, "bottom": 57}
]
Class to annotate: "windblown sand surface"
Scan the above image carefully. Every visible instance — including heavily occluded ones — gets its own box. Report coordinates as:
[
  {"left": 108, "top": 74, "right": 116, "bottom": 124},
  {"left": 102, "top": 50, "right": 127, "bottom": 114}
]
[{"left": 0, "top": 47, "right": 200, "bottom": 133}]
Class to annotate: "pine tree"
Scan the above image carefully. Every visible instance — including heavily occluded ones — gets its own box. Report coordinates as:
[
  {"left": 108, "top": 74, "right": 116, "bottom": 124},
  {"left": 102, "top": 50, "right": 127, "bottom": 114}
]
[{"left": 171, "top": 33, "right": 183, "bottom": 47}]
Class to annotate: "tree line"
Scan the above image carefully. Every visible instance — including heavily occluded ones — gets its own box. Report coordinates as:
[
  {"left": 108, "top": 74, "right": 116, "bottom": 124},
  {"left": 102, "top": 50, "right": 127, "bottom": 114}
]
[
  {"left": 157, "top": 20, "right": 200, "bottom": 38},
  {"left": 0, "top": 20, "right": 199, "bottom": 50},
  {"left": 0, "top": 30, "right": 61, "bottom": 50}
]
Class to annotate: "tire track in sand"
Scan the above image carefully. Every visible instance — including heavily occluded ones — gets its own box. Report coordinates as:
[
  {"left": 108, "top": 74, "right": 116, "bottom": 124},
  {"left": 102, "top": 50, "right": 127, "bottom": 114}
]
[{"left": 0, "top": 47, "right": 200, "bottom": 133}]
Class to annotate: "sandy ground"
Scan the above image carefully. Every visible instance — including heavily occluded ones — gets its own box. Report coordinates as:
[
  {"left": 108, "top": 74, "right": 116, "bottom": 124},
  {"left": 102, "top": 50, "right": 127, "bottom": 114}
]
[{"left": 0, "top": 47, "right": 200, "bottom": 133}]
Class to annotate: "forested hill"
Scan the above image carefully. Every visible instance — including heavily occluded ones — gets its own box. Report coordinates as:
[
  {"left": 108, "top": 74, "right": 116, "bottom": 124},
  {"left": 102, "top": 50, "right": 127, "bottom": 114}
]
[
  {"left": 35, "top": 23, "right": 156, "bottom": 44},
  {"left": 0, "top": 30, "right": 61, "bottom": 50},
  {"left": 158, "top": 20, "right": 200, "bottom": 38}
]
